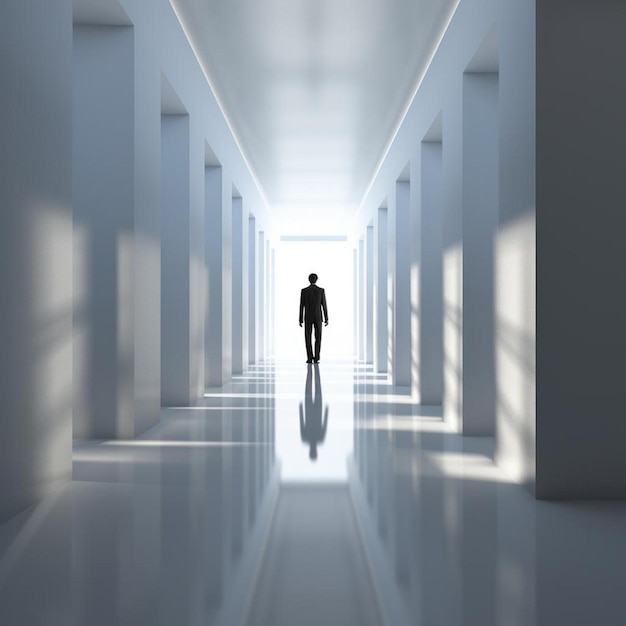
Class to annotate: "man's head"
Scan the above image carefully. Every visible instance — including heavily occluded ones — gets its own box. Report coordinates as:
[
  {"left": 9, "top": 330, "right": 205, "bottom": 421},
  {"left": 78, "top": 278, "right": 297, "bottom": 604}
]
[
  {"left": 308, "top": 273, "right": 318, "bottom": 284},
  {"left": 309, "top": 444, "right": 318, "bottom": 461}
]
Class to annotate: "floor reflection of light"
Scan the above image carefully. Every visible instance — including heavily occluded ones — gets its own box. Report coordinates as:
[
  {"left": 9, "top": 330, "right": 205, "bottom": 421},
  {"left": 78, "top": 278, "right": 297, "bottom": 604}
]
[
  {"left": 204, "top": 392, "right": 301, "bottom": 399},
  {"left": 427, "top": 451, "right": 514, "bottom": 483},
  {"left": 164, "top": 406, "right": 274, "bottom": 411},
  {"left": 100, "top": 441, "right": 270, "bottom": 448},
  {"left": 354, "top": 416, "right": 442, "bottom": 431}
]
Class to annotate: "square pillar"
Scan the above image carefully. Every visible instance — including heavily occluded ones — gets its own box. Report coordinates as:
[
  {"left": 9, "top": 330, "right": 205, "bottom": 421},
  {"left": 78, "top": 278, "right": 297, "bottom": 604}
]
[
  {"left": 248, "top": 216, "right": 258, "bottom": 364},
  {"left": 232, "top": 194, "right": 247, "bottom": 374},
  {"left": 353, "top": 248, "right": 358, "bottom": 357},
  {"left": 496, "top": 0, "right": 536, "bottom": 487},
  {"left": 205, "top": 165, "right": 232, "bottom": 386},
  {"left": 374, "top": 208, "right": 388, "bottom": 373},
  {"left": 419, "top": 140, "right": 444, "bottom": 405},
  {"left": 160, "top": 113, "right": 191, "bottom": 406},
  {"left": 73, "top": 23, "right": 135, "bottom": 437},
  {"left": 394, "top": 179, "right": 412, "bottom": 386},
  {"left": 366, "top": 225, "right": 374, "bottom": 364},
  {"left": 442, "top": 87, "right": 464, "bottom": 432},
  {"left": 258, "top": 231, "right": 266, "bottom": 360},
  {"left": 0, "top": 0, "right": 73, "bottom": 521},
  {"left": 358, "top": 238, "right": 365, "bottom": 361},
  {"left": 462, "top": 72, "right": 499, "bottom": 435}
]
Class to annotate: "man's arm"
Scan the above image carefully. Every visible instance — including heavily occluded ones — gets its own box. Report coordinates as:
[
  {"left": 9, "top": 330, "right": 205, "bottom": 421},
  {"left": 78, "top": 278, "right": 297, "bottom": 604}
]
[
  {"left": 321, "top": 289, "right": 328, "bottom": 325},
  {"left": 299, "top": 289, "right": 305, "bottom": 326}
]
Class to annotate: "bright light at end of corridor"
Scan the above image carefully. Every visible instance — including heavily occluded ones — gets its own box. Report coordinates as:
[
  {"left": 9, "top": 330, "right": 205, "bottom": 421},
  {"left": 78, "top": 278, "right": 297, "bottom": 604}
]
[{"left": 274, "top": 240, "right": 354, "bottom": 359}]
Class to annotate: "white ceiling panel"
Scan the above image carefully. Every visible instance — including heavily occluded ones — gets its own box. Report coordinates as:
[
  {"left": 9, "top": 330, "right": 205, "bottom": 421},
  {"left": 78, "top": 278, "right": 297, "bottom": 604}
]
[{"left": 169, "top": 0, "right": 459, "bottom": 234}]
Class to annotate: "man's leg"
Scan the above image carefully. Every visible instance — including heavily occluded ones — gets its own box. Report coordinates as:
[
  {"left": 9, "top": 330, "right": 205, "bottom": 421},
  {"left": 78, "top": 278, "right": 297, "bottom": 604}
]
[
  {"left": 304, "top": 321, "right": 314, "bottom": 362},
  {"left": 313, "top": 321, "right": 322, "bottom": 361}
]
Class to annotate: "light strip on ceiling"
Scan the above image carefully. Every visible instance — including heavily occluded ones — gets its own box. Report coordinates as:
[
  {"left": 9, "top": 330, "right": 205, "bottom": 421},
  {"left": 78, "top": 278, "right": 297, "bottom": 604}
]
[
  {"left": 352, "top": 0, "right": 463, "bottom": 228},
  {"left": 168, "top": 0, "right": 274, "bottom": 229}
]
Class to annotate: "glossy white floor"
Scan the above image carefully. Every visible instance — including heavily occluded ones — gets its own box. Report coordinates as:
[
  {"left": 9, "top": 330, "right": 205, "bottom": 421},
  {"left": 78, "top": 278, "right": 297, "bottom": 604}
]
[{"left": 1, "top": 360, "right": 625, "bottom": 625}]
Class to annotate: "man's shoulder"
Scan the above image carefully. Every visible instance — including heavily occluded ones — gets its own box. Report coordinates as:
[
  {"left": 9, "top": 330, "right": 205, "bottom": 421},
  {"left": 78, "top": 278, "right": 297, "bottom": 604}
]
[{"left": 303, "top": 284, "right": 323, "bottom": 293}]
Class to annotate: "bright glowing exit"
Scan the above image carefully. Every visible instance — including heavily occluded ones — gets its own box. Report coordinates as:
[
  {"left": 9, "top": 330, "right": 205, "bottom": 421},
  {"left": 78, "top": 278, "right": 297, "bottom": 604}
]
[{"left": 274, "top": 239, "right": 354, "bottom": 359}]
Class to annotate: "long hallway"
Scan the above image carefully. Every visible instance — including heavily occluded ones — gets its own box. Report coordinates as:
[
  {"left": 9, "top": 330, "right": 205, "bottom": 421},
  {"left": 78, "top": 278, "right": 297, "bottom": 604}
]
[{"left": 1, "top": 360, "right": 625, "bottom": 625}]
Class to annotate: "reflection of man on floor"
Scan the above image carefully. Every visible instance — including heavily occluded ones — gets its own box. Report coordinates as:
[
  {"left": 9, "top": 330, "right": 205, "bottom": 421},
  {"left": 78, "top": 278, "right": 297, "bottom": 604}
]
[{"left": 299, "top": 364, "right": 328, "bottom": 461}]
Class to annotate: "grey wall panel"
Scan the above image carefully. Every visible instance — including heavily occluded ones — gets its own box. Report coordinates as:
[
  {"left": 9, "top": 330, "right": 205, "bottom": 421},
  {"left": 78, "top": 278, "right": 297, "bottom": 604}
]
[{"left": 535, "top": 0, "right": 626, "bottom": 497}]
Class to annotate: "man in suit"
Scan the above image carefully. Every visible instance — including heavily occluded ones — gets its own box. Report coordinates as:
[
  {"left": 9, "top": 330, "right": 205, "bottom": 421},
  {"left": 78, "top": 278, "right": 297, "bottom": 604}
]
[{"left": 299, "top": 273, "right": 329, "bottom": 364}]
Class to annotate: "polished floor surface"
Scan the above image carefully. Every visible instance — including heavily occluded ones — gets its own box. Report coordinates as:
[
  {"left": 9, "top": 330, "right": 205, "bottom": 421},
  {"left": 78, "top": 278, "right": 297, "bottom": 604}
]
[{"left": 1, "top": 360, "right": 626, "bottom": 625}]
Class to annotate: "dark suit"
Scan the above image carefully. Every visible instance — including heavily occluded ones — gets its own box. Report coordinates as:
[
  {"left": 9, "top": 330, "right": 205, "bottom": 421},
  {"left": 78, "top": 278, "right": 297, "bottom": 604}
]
[{"left": 299, "top": 284, "right": 328, "bottom": 361}]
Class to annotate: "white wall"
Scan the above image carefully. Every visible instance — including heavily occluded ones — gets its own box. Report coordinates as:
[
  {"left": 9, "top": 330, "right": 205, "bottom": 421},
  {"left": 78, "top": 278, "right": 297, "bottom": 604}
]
[
  {"left": 534, "top": 0, "right": 626, "bottom": 498},
  {"left": 0, "top": 0, "right": 73, "bottom": 521}
]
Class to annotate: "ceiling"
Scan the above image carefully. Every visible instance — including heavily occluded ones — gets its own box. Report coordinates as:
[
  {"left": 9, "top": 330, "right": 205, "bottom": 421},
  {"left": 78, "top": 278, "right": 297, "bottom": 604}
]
[{"left": 170, "top": 0, "right": 459, "bottom": 234}]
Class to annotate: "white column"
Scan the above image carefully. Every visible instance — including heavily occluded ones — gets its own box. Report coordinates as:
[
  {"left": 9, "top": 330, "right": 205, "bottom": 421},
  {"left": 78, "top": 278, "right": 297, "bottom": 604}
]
[
  {"left": 271, "top": 248, "right": 276, "bottom": 357},
  {"left": 258, "top": 231, "right": 266, "bottom": 360},
  {"left": 73, "top": 23, "right": 136, "bottom": 435},
  {"left": 366, "top": 226, "right": 374, "bottom": 364},
  {"left": 0, "top": 0, "right": 73, "bottom": 521},
  {"left": 161, "top": 113, "right": 191, "bottom": 406},
  {"left": 248, "top": 216, "right": 258, "bottom": 364},
  {"left": 358, "top": 238, "right": 365, "bottom": 361},
  {"left": 232, "top": 195, "right": 245, "bottom": 374},
  {"left": 265, "top": 239, "right": 271, "bottom": 359},
  {"left": 420, "top": 141, "right": 444, "bottom": 405},
  {"left": 496, "top": 0, "right": 536, "bottom": 487},
  {"left": 189, "top": 127, "right": 207, "bottom": 403},
  {"left": 462, "top": 72, "right": 498, "bottom": 435},
  {"left": 394, "top": 180, "right": 411, "bottom": 387},
  {"left": 374, "top": 208, "right": 388, "bottom": 373},
  {"left": 242, "top": 207, "right": 250, "bottom": 369},
  {"left": 442, "top": 87, "right": 464, "bottom": 431},
  {"left": 132, "top": 10, "right": 162, "bottom": 436},
  {"left": 386, "top": 184, "right": 399, "bottom": 380},
  {"left": 353, "top": 248, "right": 358, "bottom": 357},
  {"left": 205, "top": 166, "right": 232, "bottom": 386}
]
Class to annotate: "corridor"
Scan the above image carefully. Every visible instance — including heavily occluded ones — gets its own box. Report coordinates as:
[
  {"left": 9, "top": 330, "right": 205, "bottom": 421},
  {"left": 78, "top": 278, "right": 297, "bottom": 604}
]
[{"left": 1, "top": 360, "right": 625, "bottom": 625}]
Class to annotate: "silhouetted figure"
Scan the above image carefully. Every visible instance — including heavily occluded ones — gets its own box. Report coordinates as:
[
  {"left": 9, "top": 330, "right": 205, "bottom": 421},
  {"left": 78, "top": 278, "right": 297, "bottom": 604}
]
[
  {"left": 299, "top": 364, "right": 329, "bottom": 461},
  {"left": 299, "top": 273, "right": 328, "bottom": 363}
]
